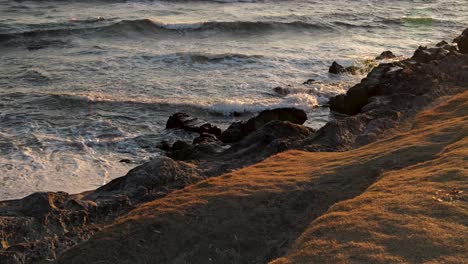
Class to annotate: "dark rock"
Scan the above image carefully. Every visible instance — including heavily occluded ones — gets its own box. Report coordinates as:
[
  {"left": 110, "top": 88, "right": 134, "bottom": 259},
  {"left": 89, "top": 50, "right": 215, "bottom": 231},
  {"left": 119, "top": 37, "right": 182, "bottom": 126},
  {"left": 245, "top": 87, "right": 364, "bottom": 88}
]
[
  {"left": 249, "top": 108, "right": 307, "bottom": 129},
  {"left": 166, "top": 113, "right": 221, "bottom": 137},
  {"left": 193, "top": 133, "right": 218, "bottom": 145},
  {"left": 15, "top": 192, "right": 69, "bottom": 218},
  {"left": 157, "top": 140, "right": 172, "bottom": 151},
  {"left": 223, "top": 120, "right": 315, "bottom": 160},
  {"left": 219, "top": 108, "right": 307, "bottom": 143},
  {"left": 303, "top": 79, "right": 316, "bottom": 85},
  {"left": 411, "top": 46, "right": 449, "bottom": 63},
  {"left": 96, "top": 157, "right": 201, "bottom": 197},
  {"left": 218, "top": 122, "right": 246, "bottom": 143},
  {"left": 119, "top": 159, "right": 132, "bottom": 164},
  {"left": 198, "top": 123, "right": 222, "bottom": 137},
  {"left": 436, "top": 40, "right": 448, "bottom": 47},
  {"left": 172, "top": 140, "right": 191, "bottom": 151},
  {"left": 376, "top": 51, "right": 396, "bottom": 60},
  {"left": 345, "top": 65, "right": 360, "bottom": 75},
  {"left": 454, "top": 28, "right": 468, "bottom": 54},
  {"left": 329, "top": 61, "right": 345, "bottom": 74},
  {"left": 273, "top": 86, "right": 290, "bottom": 95}
]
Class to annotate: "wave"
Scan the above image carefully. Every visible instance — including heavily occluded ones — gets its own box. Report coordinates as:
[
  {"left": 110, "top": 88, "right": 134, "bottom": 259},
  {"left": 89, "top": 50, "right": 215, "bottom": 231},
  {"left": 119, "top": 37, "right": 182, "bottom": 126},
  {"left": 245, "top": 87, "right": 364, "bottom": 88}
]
[
  {"left": 0, "top": 90, "right": 324, "bottom": 118},
  {"left": 0, "top": 18, "right": 332, "bottom": 43},
  {"left": 141, "top": 51, "right": 264, "bottom": 63}
]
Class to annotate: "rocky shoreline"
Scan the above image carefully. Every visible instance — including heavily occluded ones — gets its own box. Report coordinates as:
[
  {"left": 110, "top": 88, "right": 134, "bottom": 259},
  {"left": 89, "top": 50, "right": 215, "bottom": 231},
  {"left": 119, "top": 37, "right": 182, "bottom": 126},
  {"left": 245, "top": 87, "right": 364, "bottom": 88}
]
[{"left": 1, "top": 28, "right": 467, "bottom": 264}]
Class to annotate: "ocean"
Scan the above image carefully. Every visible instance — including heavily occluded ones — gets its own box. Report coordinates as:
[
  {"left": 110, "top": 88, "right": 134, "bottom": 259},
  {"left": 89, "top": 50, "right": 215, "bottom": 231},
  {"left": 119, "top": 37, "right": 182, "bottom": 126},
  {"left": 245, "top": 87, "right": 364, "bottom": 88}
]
[{"left": 0, "top": 0, "right": 466, "bottom": 200}]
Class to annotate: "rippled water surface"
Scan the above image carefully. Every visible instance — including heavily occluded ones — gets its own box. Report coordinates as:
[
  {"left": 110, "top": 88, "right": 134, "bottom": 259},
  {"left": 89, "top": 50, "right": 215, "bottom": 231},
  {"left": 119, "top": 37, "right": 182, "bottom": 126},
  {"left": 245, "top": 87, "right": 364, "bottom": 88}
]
[{"left": 0, "top": 0, "right": 466, "bottom": 199}]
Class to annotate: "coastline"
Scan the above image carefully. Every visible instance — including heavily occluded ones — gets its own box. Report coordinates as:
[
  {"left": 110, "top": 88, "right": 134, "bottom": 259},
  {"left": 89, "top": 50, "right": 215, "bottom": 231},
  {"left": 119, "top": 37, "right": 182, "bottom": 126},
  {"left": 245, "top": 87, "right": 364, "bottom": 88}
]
[{"left": 1, "top": 28, "right": 467, "bottom": 263}]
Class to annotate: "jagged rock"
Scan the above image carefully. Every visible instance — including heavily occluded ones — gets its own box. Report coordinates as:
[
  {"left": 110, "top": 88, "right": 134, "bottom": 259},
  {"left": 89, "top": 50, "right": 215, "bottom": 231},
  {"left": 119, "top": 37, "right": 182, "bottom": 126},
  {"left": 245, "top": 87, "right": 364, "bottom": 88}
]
[
  {"left": 225, "top": 120, "right": 315, "bottom": 155},
  {"left": 218, "top": 121, "right": 245, "bottom": 143},
  {"left": 454, "top": 28, "right": 468, "bottom": 54},
  {"left": 344, "top": 65, "right": 360, "bottom": 75},
  {"left": 329, "top": 61, "right": 345, "bottom": 74},
  {"left": 15, "top": 192, "right": 69, "bottom": 218},
  {"left": 193, "top": 133, "right": 218, "bottom": 145},
  {"left": 157, "top": 140, "right": 172, "bottom": 151},
  {"left": 411, "top": 46, "right": 450, "bottom": 63},
  {"left": 166, "top": 113, "right": 221, "bottom": 137},
  {"left": 376, "top": 51, "right": 396, "bottom": 60},
  {"left": 436, "top": 40, "right": 449, "bottom": 47},
  {"left": 95, "top": 156, "right": 201, "bottom": 197},
  {"left": 219, "top": 108, "right": 307, "bottom": 143}
]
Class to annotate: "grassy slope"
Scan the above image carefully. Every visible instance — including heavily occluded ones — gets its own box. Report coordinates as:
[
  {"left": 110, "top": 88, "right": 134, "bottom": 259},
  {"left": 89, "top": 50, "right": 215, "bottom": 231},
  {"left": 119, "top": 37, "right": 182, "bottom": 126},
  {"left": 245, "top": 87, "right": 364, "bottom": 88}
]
[{"left": 59, "top": 92, "right": 468, "bottom": 264}]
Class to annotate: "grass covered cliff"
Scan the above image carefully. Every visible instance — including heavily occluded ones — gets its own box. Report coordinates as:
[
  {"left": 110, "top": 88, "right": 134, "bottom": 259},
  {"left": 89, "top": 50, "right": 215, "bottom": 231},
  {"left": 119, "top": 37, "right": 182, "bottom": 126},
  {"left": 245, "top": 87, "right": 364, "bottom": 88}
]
[{"left": 57, "top": 91, "right": 467, "bottom": 263}]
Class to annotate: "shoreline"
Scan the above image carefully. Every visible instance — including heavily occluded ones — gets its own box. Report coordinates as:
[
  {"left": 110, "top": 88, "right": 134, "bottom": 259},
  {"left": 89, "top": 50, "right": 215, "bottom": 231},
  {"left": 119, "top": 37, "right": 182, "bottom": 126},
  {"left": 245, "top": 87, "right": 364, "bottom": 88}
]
[{"left": 1, "top": 28, "right": 467, "bottom": 263}]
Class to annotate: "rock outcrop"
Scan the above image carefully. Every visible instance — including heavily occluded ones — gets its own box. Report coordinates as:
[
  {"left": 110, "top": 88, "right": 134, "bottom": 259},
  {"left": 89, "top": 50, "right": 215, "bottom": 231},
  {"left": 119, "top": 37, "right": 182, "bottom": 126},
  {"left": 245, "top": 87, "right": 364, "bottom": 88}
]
[
  {"left": 329, "top": 61, "right": 345, "bottom": 74},
  {"left": 454, "top": 27, "right": 468, "bottom": 53},
  {"left": 375, "top": 50, "right": 396, "bottom": 60},
  {"left": 166, "top": 112, "right": 222, "bottom": 137},
  {"left": 219, "top": 108, "right": 307, "bottom": 143}
]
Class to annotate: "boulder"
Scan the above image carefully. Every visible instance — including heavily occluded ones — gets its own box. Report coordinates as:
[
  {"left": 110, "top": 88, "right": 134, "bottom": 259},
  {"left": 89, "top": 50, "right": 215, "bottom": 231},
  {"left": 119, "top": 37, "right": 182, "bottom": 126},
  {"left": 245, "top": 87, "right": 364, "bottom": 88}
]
[
  {"left": 219, "top": 108, "right": 307, "bottom": 143},
  {"left": 15, "top": 192, "right": 69, "bottom": 217},
  {"left": 436, "top": 40, "right": 448, "bottom": 47},
  {"left": 96, "top": 156, "right": 201, "bottom": 197},
  {"left": 454, "top": 28, "right": 468, "bottom": 54},
  {"left": 166, "top": 113, "right": 221, "bottom": 137},
  {"left": 218, "top": 122, "right": 246, "bottom": 143},
  {"left": 376, "top": 51, "right": 396, "bottom": 60},
  {"left": 411, "top": 46, "right": 449, "bottom": 63},
  {"left": 329, "top": 61, "right": 345, "bottom": 74},
  {"left": 193, "top": 133, "right": 219, "bottom": 145}
]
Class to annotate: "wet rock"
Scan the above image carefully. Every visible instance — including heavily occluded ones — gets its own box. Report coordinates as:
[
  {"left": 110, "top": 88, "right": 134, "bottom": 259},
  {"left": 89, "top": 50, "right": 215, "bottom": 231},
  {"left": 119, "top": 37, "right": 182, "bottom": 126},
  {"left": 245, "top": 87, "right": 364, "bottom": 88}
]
[
  {"left": 329, "top": 61, "right": 345, "bottom": 74},
  {"left": 436, "top": 40, "right": 448, "bottom": 47},
  {"left": 166, "top": 113, "right": 221, "bottom": 137},
  {"left": 193, "top": 133, "right": 219, "bottom": 145},
  {"left": 344, "top": 65, "right": 360, "bottom": 75},
  {"left": 157, "top": 140, "right": 172, "bottom": 151},
  {"left": 273, "top": 86, "right": 290, "bottom": 95},
  {"left": 219, "top": 108, "right": 307, "bottom": 143},
  {"left": 454, "top": 28, "right": 468, "bottom": 54},
  {"left": 303, "top": 79, "right": 316, "bottom": 85},
  {"left": 172, "top": 140, "right": 191, "bottom": 151},
  {"left": 376, "top": 51, "right": 396, "bottom": 60},
  {"left": 411, "top": 46, "right": 449, "bottom": 63},
  {"left": 218, "top": 122, "right": 246, "bottom": 143}
]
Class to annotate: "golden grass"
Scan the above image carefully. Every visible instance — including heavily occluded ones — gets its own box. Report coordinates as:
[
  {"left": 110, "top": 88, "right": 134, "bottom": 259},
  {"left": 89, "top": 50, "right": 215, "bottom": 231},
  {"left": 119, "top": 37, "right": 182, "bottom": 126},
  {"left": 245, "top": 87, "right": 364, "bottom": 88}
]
[{"left": 58, "top": 92, "right": 468, "bottom": 264}]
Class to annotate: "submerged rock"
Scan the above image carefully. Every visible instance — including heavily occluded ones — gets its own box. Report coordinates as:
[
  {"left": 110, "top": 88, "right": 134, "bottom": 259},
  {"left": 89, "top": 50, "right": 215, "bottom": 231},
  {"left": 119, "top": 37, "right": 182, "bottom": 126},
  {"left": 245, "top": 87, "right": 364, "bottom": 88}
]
[
  {"left": 376, "top": 50, "right": 396, "bottom": 60},
  {"left": 329, "top": 61, "right": 345, "bottom": 74},
  {"left": 273, "top": 86, "right": 290, "bottom": 95}
]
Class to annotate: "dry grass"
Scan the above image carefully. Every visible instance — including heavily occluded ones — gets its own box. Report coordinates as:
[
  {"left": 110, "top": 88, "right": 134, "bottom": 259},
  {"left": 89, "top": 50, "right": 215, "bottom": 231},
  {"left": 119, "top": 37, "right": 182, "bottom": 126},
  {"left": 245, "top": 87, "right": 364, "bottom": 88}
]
[{"left": 58, "top": 92, "right": 468, "bottom": 264}]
